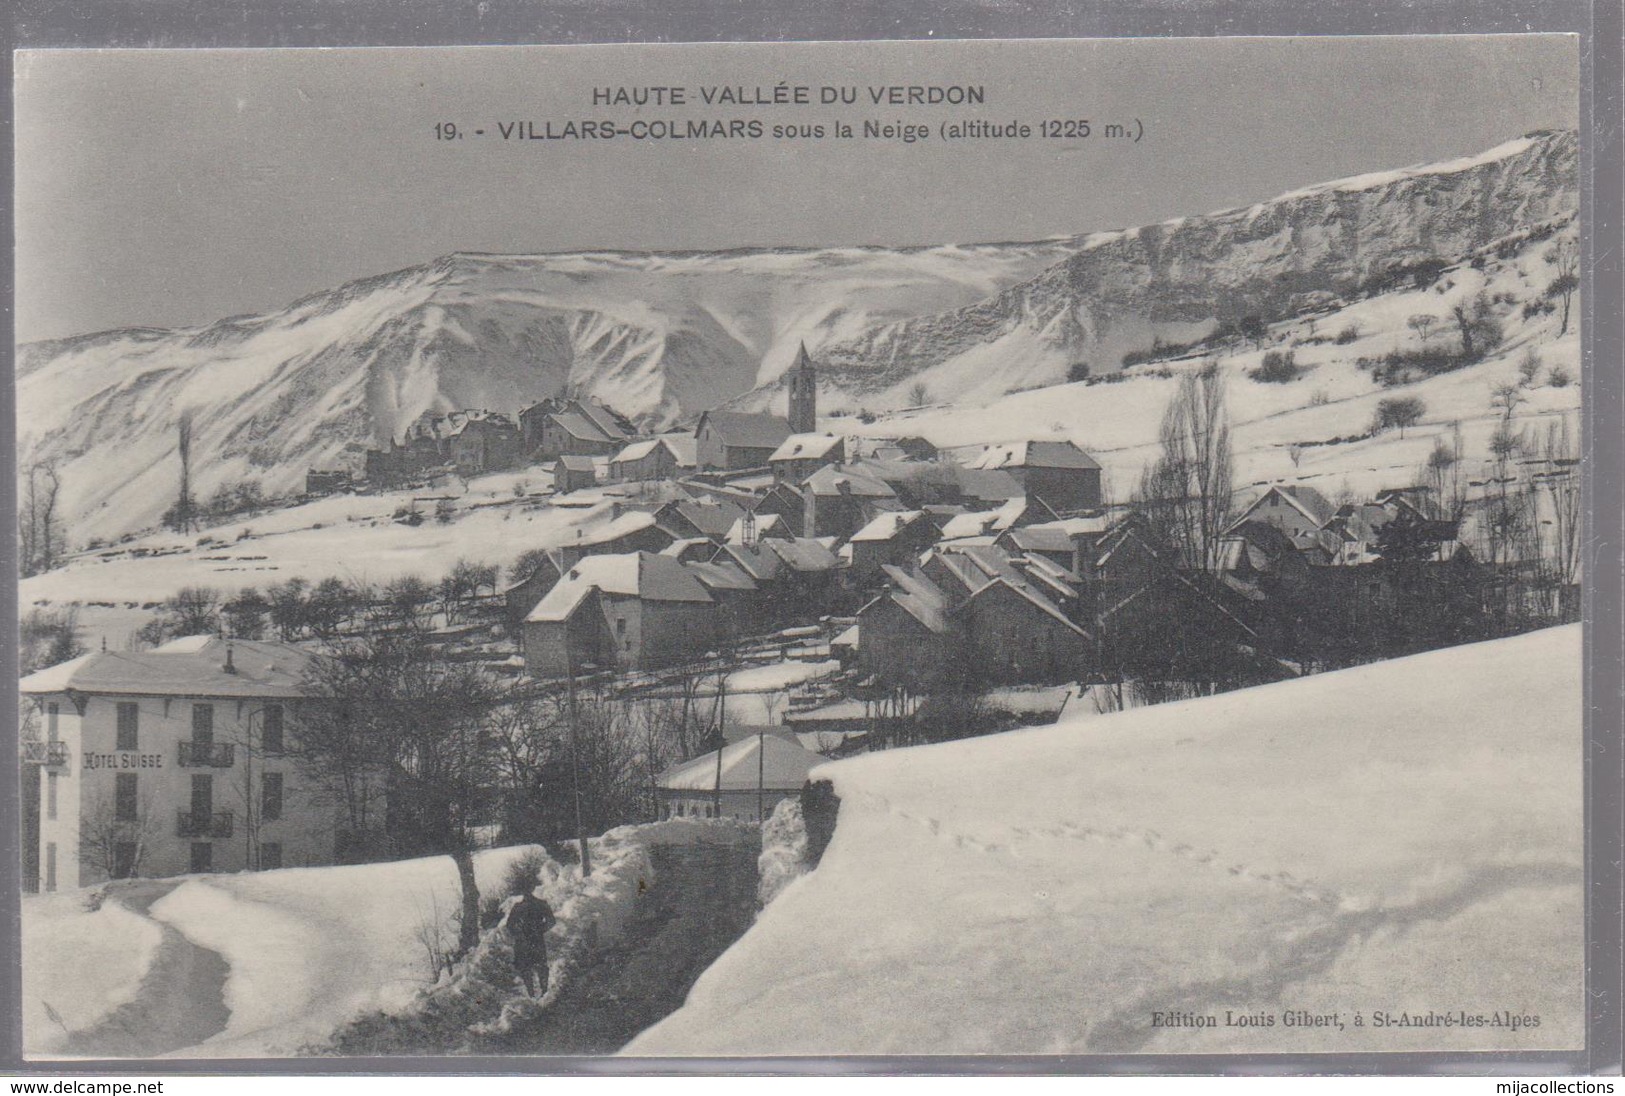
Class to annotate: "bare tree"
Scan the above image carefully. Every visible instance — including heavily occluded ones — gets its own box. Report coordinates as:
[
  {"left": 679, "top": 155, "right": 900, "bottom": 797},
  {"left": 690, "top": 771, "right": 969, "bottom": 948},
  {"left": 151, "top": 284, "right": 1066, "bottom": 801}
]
[
  {"left": 1421, "top": 422, "right": 1468, "bottom": 523},
  {"left": 1548, "top": 237, "right": 1579, "bottom": 336},
  {"left": 165, "top": 586, "right": 222, "bottom": 636},
  {"left": 1135, "top": 360, "right": 1234, "bottom": 572},
  {"left": 296, "top": 630, "right": 504, "bottom": 953},
  {"left": 1541, "top": 416, "right": 1582, "bottom": 587},
  {"left": 1406, "top": 313, "right": 1439, "bottom": 345},
  {"left": 20, "top": 460, "right": 64, "bottom": 577},
  {"left": 1374, "top": 396, "right": 1426, "bottom": 439},
  {"left": 1451, "top": 292, "right": 1503, "bottom": 362},
  {"left": 171, "top": 412, "right": 196, "bottom": 533},
  {"left": 1517, "top": 347, "right": 1543, "bottom": 388},
  {"left": 79, "top": 786, "right": 160, "bottom": 882}
]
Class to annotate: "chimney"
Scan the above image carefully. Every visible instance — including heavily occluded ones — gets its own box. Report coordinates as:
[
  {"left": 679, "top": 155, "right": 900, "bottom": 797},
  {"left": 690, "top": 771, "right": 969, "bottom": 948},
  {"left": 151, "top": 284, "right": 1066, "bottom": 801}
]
[{"left": 223, "top": 643, "right": 237, "bottom": 675}]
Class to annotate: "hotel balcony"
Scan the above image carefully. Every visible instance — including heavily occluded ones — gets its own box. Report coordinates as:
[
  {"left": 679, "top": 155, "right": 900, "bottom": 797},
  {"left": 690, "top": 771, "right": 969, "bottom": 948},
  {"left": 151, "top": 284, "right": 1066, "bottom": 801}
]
[
  {"left": 178, "top": 740, "right": 235, "bottom": 767},
  {"left": 21, "top": 741, "right": 70, "bottom": 766},
  {"left": 176, "top": 810, "right": 234, "bottom": 839}
]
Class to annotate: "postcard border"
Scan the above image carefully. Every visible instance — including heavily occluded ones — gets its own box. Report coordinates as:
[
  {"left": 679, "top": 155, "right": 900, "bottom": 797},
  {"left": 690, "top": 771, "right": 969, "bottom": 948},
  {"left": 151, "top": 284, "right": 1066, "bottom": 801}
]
[{"left": 1, "top": 0, "right": 1619, "bottom": 1077}]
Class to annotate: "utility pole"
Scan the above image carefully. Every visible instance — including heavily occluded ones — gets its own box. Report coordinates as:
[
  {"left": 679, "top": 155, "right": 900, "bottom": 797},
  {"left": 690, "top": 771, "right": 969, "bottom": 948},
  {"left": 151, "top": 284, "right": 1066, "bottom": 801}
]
[
  {"left": 565, "top": 653, "right": 592, "bottom": 876},
  {"left": 712, "top": 656, "right": 727, "bottom": 819},
  {"left": 757, "top": 725, "right": 765, "bottom": 823}
]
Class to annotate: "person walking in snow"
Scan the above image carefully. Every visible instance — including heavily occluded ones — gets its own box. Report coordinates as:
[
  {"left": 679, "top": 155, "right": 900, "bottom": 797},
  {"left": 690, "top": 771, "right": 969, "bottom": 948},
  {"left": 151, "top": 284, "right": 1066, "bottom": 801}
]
[{"left": 504, "top": 890, "right": 557, "bottom": 998}]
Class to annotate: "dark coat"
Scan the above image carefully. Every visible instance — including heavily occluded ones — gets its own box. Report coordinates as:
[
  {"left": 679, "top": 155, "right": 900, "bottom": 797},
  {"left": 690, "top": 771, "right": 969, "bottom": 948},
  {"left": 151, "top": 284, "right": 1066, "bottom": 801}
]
[{"left": 505, "top": 894, "right": 557, "bottom": 961}]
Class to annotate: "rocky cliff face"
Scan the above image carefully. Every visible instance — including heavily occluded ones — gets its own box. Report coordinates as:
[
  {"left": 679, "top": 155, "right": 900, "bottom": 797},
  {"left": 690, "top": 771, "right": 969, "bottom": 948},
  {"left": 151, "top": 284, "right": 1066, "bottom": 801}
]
[
  {"left": 17, "top": 129, "right": 1576, "bottom": 543},
  {"left": 785, "top": 129, "right": 1578, "bottom": 406}
]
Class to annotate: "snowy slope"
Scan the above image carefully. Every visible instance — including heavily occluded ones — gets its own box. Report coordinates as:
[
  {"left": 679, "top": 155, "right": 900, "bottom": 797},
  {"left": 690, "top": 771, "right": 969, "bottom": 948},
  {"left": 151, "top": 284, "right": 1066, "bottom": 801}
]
[
  {"left": 627, "top": 625, "right": 1583, "bottom": 1055},
  {"left": 862, "top": 218, "right": 1582, "bottom": 507},
  {"left": 18, "top": 242, "right": 1077, "bottom": 542}
]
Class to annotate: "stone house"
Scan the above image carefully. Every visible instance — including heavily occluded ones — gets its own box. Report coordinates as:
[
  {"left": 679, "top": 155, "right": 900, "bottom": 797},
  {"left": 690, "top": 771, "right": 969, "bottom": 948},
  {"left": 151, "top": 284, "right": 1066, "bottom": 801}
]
[
  {"left": 967, "top": 440, "right": 1103, "bottom": 514},
  {"left": 522, "top": 552, "right": 721, "bottom": 677},
  {"left": 694, "top": 411, "right": 794, "bottom": 471}
]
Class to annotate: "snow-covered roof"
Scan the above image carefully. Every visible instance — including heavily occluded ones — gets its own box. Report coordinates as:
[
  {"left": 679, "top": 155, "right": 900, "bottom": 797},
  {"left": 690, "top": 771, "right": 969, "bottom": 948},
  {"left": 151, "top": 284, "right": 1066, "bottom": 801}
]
[
  {"left": 717, "top": 542, "right": 785, "bottom": 583},
  {"left": 657, "top": 733, "right": 827, "bottom": 792},
  {"left": 952, "top": 467, "right": 1025, "bottom": 503},
  {"left": 551, "top": 411, "right": 616, "bottom": 444},
  {"left": 1025, "top": 514, "right": 1114, "bottom": 538},
  {"left": 661, "top": 434, "right": 699, "bottom": 467},
  {"left": 19, "top": 638, "right": 321, "bottom": 699},
  {"left": 683, "top": 560, "right": 759, "bottom": 593},
  {"left": 769, "top": 433, "right": 845, "bottom": 464},
  {"left": 1001, "top": 526, "right": 1075, "bottom": 554},
  {"left": 661, "top": 498, "right": 746, "bottom": 538},
  {"left": 558, "top": 454, "right": 598, "bottom": 473},
  {"left": 727, "top": 512, "right": 789, "bottom": 544},
  {"left": 939, "top": 510, "right": 1001, "bottom": 540},
  {"left": 964, "top": 578, "right": 1089, "bottom": 638},
  {"left": 878, "top": 565, "right": 951, "bottom": 634},
  {"left": 766, "top": 537, "right": 840, "bottom": 573},
  {"left": 526, "top": 552, "right": 713, "bottom": 622},
  {"left": 574, "top": 509, "right": 659, "bottom": 547},
  {"left": 697, "top": 411, "right": 794, "bottom": 450},
  {"left": 1234, "top": 483, "right": 1337, "bottom": 531},
  {"left": 575, "top": 400, "right": 632, "bottom": 441},
  {"left": 850, "top": 509, "right": 929, "bottom": 543},
  {"left": 661, "top": 537, "right": 717, "bottom": 562},
  {"left": 969, "top": 440, "right": 1101, "bottom": 472},
  {"left": 802, "top": 464, "right": 898, "bottom": 499},
  {"left": 610, "top": 438, "right": 668, "bottom": 465}
]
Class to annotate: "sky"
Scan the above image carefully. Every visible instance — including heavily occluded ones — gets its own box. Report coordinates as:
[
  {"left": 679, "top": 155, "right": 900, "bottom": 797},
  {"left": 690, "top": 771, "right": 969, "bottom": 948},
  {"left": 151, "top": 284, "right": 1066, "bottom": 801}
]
[{"left": 14, "top": 35, "right": 1579, "bottom": 343}]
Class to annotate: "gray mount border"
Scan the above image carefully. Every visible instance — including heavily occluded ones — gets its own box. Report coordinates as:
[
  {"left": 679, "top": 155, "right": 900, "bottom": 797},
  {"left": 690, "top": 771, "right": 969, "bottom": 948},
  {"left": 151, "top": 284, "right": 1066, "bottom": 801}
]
[{"left": 1, "top": 0, "right": 1619, "bottom": 1077}]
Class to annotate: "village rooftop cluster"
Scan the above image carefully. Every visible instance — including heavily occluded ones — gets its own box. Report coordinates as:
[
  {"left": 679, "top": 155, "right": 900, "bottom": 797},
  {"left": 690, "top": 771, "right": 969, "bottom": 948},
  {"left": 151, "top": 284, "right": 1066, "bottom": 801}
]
[{"left": 19, "top": 338, "right": 1576, "bottom": 893}]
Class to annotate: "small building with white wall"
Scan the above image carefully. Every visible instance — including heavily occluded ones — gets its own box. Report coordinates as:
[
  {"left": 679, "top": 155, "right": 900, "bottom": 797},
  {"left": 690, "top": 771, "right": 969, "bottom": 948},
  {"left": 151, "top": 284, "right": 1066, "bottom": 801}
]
[{"left": 655, "top": 731, "right": 827, "bottom": 823}]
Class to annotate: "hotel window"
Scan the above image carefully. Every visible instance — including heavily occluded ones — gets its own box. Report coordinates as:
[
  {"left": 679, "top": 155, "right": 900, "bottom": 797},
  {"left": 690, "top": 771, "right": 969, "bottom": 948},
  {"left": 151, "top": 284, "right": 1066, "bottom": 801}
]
[
  {"left": 116, "top": 702, "right": 139, "bottom": 749},
  {"left": 259, "top": 843, "right": 283, "bottom": 870},
  {"left": 261, "top": 772, "right": 283, "bottom": 821},
  {"left": 45, "top": 844, "right": 56, "bottom": 892},
  {"left": 115, "top": 773, "right": 139, "bottom": 821},
  {"left": 261, "top": 704, "right": 284, "bottom": 754},
  {"left": 47, "top": 772, "right": 58, "bottom": 821},
  {"left": 192, "top": 703, "right": 215, "bottom": 743},
  {"left": 114, "top": 842, "right": 137, "bottom": 879},
  {"left": 47, "top": 702, "right": 58, "bottom": 741}
]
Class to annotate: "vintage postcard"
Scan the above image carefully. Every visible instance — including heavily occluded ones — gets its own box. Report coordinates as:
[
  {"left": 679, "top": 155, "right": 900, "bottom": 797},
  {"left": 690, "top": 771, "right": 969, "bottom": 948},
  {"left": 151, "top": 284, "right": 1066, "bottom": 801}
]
[{"left": 13, "top": 35, "right": 1586, "bottom": 1060}]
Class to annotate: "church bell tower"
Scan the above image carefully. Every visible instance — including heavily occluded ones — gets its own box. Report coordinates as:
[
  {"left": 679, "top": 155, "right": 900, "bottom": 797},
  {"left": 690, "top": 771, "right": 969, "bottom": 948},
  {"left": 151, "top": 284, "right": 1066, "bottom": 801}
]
[{"left": 787, "top": 342, "right": 817, "bottom": 435}]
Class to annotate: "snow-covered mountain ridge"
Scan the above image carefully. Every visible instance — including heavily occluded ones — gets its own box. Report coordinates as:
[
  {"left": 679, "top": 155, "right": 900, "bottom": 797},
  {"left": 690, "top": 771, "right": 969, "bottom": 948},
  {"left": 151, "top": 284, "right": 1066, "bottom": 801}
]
[
  {"left": 742, "top": 130, "right": 1578, "bottom": 409},
  {"left": 17, "top": 129, "right": 1576, "bottom": 542}
]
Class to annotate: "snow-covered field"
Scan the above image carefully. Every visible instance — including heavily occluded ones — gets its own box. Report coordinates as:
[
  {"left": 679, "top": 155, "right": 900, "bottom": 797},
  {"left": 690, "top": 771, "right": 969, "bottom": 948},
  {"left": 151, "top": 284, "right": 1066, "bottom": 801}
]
[
  {"left": 628, "top": 625, "right": 1584, "bottom": 1055},
  {"left": 20, "top": 893, "right": 164, "bottom": 1055}
]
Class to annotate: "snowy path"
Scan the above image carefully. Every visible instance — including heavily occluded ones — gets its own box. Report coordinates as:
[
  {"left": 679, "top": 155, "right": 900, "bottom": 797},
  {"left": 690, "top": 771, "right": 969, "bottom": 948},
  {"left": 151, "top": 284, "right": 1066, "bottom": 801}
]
[
  {"left": 475, "top": 843, "right": 760, "bottom": 1055},
  {"left": 59, "top": 882, "right": 231, "bottom": 1059}
]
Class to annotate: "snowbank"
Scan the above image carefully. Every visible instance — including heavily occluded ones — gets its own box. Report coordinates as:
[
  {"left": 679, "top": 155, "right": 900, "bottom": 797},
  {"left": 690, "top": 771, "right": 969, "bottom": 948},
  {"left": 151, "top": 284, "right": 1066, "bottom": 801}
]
[
  {"left": 145, "top": 845, "right": 541, "bottom": 1057},
  {"left": 756, "top": 797, "right": 811, "bottom": 909},
  {"left": 628, "top": 627, "right": 1583, "bottom": 1055},
  {"left": 20, "top": 892, "right": 163, "bottom": 1055}
]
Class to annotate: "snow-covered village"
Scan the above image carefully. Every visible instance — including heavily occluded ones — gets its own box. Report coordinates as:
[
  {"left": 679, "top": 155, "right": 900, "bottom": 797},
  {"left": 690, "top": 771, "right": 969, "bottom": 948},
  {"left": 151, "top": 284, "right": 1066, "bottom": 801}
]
[{"left": 13, "top": 38, "right": 1588, "bottom": 1062}]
